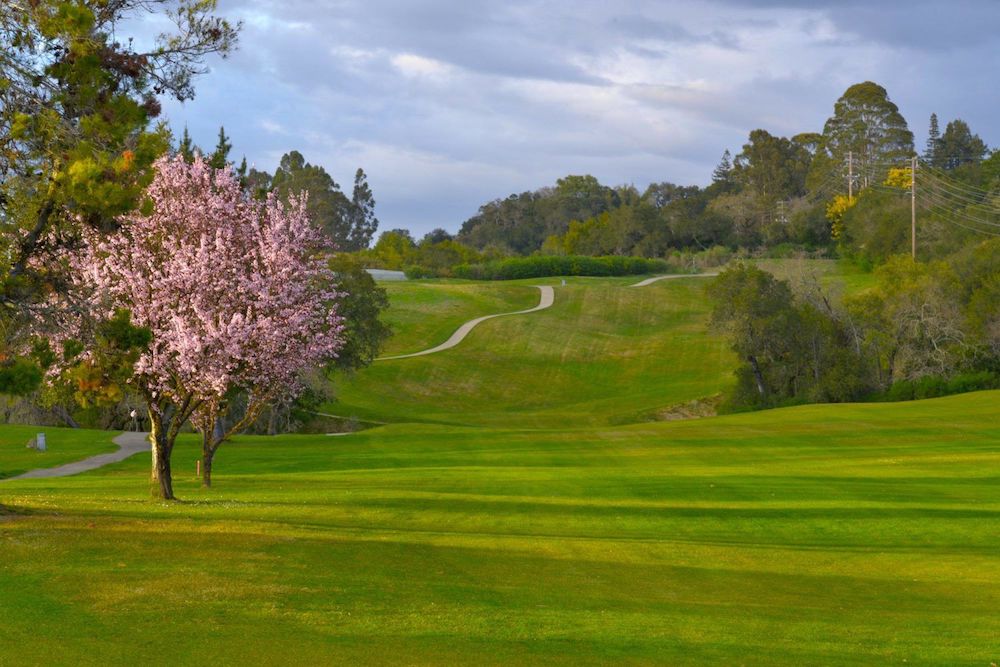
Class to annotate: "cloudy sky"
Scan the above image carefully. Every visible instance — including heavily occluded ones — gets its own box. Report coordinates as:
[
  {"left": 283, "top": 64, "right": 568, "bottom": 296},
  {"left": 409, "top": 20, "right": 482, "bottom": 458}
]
[{"left": 157, "top": 0, "right": 1000, "bottom": 238}]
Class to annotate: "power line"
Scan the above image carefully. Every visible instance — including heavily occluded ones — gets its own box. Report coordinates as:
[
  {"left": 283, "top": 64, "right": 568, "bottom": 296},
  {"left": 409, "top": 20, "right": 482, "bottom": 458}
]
[
  {"left": 915, "top": 193, "right": 1000, "bottom": 236},
  {"left": 916, "top": 189, "right": 1000, "bottom": 228},
  {"left": 918, "top": 163, "right": 998, "bottom": 197}
]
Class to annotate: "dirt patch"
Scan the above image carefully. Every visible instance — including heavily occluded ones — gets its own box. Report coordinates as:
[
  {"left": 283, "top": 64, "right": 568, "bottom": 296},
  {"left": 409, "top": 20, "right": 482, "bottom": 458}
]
[{"left": 653, "top": 394, "right": 723, "bottom": 422}]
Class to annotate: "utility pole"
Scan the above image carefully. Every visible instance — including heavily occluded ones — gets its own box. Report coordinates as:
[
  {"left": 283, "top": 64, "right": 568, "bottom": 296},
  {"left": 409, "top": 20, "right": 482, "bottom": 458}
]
[
  {"left": 911, "top": 155, "right": 917, "bottom": 259},
  {"left": 848, "top": 151, "right": 853, "bottom": 199}
]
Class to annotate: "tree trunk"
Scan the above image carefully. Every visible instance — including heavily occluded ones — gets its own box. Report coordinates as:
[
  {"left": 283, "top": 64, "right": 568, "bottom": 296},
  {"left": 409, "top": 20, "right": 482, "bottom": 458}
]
[
  {"left": 748, "top": 355, "right": 767, "bottom": 398},
  {"left": 267, "top": 406, "right": 277, "bottom": 436},
  {"left": 201, "top": 430, "right": 216, "bottom": 488},
  {"left": 149, "top": 410, "right": 175, "bottom": 500},
  {"left": 54, "top": 405, "right": 80, "bottom": 429},
  {"left": 201, "top": 452, "right": 213, "bottom": 487}
]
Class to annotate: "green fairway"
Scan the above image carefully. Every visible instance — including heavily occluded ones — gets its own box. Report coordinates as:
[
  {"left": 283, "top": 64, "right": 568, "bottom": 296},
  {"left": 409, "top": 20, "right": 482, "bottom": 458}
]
[
  {"left": 334, "top": 276, "right": 734, "bottom": 427},
  {"left": 378, "top": 281, "right": 540, "bottom": 356},
  {"left": 2, "top": 266, "right": 996, "bottom": 665},
  {"left": 1, "top": 392, "right": 998, "bottom": 664}
]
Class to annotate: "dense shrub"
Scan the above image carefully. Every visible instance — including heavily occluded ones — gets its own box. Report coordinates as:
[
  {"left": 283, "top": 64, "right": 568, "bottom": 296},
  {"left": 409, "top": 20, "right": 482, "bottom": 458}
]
[
  {"left": 452, "top": 255, "right": 679, "bottom": 280},
  {"left": 881, "top": 371, "right": 1000, "bottom": 402}
]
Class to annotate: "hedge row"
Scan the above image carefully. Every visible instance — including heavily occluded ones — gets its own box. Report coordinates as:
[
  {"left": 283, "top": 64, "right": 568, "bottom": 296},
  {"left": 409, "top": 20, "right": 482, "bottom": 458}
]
[{"left": 451, "top": 255, "right": 679, "bottom": 281}]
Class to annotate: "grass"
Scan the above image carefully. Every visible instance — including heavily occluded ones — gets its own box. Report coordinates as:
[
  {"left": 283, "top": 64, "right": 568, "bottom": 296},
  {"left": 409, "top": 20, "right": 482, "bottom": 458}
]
[
  {"left": 334, "top": 275, "right": 733, "bottom": 427},
  {"left": 378, "top": 281, "right": 539, "bottom": 356},
  {"left": 1, "top": 392, "right": 998, "bottom": 664},
  {"left": 0, "top": 425, "right": 117, "bottom": 480},
  {"left": 2, "top": 263, "right": 995, "bottom": 665}
]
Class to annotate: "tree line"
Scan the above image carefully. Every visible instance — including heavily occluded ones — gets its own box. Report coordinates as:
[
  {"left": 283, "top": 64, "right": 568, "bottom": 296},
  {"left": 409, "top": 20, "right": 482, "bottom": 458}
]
[{"left": 365, "top": 81, "right": 995, "bottom": 277}]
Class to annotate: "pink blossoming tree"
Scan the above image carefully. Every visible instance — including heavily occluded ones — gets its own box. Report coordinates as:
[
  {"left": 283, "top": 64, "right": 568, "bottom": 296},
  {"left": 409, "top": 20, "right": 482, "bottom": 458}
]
[{"left": 81, "top": 155, "right": 345, "bottom": 499}]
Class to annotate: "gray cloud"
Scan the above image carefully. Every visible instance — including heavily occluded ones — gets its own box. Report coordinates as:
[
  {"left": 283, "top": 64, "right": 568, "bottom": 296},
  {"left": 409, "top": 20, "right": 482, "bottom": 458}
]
[{"left": 157, "top": 0, "right": 1000, "bottom": 237}]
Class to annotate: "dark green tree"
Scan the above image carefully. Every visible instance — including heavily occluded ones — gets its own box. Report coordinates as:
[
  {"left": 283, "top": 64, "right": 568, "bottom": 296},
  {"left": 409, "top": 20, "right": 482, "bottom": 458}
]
[
  {"left": 271, "top": 151, "right": 352, "bottom": 246},
  {"left": 347, "top": 168, "right": 379, "bottom": 250},
  {"left": 177, "top": 126, "right": 197, "bottom": 163},
  {"left": 815, "top": 81, "right": 914, "bottom": 190},
  {"left": 924, "top": 113, "right": 941, "bottom": 164},
  {"left": 421, "top": 228, "right": 454, "bottom": 245},
  {"left": 711, "top": 149, "right": 734, "bottom": 185},
  {"left": 208, "top": 126, "right": 232, "bottom": 170},
  {"left": 733, "top": 129, "right": 811, "bottom": 203},
  {"left": 937, "top": 119, "right": 987, "bottom": 170}
]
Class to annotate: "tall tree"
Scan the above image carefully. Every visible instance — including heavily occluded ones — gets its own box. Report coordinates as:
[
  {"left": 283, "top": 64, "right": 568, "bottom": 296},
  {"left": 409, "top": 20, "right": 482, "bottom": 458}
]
[
  {"left": 0, "top": 0, "right": 238, "bottom": 394},
  {"left": 937, "top": 119, "right": 987, "bottom": 170},
  {"left": 208, "top": 126, "right": 232, "bottom": 170},
  {"left": 924, "top": 113, "right": 941, "bottom": 164},
  {"left": 733, "top": 129, "right": 810, "bottom": 203},
  {"left": 347, "top": 168, "right": 379, "bottom": 250},
  {"left": 817, "top": 81, "right": 914, "bottom": 189},
  {"left": 712, "top": 150, "right": 734, "bottom": 185},
  {"left": 178, "top": 126, "right": 197, "bottom": 163},
  {"left": 270, "top": 151, "right": 353, "bottom": 248},
  {"left": 71, "top": 156, "right": 346, "bottom": 497}
]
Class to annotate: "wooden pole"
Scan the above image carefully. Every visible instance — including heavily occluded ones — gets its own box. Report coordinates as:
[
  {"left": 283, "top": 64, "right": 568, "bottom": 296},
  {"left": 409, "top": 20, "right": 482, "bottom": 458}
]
[
  {"left": 911, "top": 155, "right": 917, "bottom": 260},
  {"left": 196, "top": 459, "right": 201, "bottom": 478}
]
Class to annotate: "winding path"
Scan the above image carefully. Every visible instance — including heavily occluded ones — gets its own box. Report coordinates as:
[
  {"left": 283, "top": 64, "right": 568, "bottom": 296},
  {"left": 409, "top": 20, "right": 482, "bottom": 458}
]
[
  {"left": 630, "top": 272, "right": 718, "bottom": 287},
  {"left": 378, "top": 285, "right": 555, "bottom": 361},
  {"left": 4, "top": 432, "right": 149, "bottom": 481}
]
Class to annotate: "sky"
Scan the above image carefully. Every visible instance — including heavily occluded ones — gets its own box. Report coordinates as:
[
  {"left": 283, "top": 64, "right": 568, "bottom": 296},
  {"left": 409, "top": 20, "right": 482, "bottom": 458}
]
[{"left": 155, "top": 0, "right": 1000, "bottom": 239}]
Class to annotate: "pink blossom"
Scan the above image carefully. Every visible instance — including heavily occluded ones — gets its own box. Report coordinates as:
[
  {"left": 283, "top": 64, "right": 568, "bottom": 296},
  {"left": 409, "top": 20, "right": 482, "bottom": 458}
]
[{"left": 79, "top": 155, "right": 346, "bottom": 411}]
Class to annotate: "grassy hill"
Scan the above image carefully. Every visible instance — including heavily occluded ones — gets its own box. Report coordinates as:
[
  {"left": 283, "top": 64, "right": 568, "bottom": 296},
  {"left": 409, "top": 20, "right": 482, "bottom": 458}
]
[
  {"left": 2, "top": 262, "right": 995, "bottom": 664},
  {"left": 334, "top": 275, "right": 733, "bottom": 427}
]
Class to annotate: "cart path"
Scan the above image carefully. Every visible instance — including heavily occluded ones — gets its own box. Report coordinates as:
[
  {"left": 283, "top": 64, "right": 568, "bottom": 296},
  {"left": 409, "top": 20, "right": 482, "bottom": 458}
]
[
  {"left": 630, "top": 273, "right": 719, "bottom": 287},
  {"left": 378, "top": 285, "right": 555, "bottom": 361},
  {"left": 4, "top": 432, "right": 149, "bottom": 481}
]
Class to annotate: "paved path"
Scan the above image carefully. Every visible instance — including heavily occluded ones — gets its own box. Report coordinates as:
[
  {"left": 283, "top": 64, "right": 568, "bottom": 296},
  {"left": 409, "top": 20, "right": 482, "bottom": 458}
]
[
  {"left": 378, "top": 285, "right": 555, "bottom": 361},
  {"left": 630, "top": 273, "right": 718, "bottom": 287},
  {"left": 4, "top": 432, "right": 149, "bottom": 481}
]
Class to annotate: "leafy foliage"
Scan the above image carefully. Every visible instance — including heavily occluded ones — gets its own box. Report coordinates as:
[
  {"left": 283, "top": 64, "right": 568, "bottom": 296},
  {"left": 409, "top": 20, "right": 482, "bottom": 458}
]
[{"left": 453, "top": 255, "right": 675, "bottom": 280}]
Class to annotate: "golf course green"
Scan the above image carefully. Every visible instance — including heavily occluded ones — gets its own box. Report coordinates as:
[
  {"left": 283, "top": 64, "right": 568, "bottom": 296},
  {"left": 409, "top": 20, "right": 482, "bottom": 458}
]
[{"left": 1, "top": 266, "right": 997, "bottom": 665}]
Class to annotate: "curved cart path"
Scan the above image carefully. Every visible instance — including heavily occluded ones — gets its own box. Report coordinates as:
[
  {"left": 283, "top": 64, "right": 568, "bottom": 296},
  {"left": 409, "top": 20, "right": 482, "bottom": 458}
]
[
  {"left": 378, "top": 285, "right": 555, "bottom": 361},
  {"left": 630, "top": 273, "right": 718, "bottom": 287},
  {"left": 4, "top": 432, "right": 149, "bottom": 481}
]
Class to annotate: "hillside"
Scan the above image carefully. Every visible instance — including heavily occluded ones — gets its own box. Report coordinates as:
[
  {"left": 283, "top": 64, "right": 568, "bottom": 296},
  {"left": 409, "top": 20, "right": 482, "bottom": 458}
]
[{"left": 333, "top": 275, "right": 733, "bottom": 427}]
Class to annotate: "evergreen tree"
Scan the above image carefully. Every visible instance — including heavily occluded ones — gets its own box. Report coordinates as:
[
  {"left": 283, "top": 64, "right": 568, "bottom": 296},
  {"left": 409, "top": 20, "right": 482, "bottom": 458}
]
[
  {"left": 236, "top": 156, "right": 248, "bottom": 186},
  {"left": 925, "top": 113, "right": 941, "bottom": 164},
  {"left": 817, "top": 81, "right": 913, "bottom": 189},
  {"left": 178, "top": 126, "right": 197, "bottom": 163},
  {"left": 712, "top": 150, "right": 734, "bottom": 184},
  {"left": 348, "top": 168, "right": 380, "bottom": 250},
  {"left": 937, "top": 119, "right": 988, "bottom": 169},
  {"left": 209, "top": 126, "right": 233, "bottom": 170},
  {"left": 271, "top": 151, "right": 352, "bottom": 246}
]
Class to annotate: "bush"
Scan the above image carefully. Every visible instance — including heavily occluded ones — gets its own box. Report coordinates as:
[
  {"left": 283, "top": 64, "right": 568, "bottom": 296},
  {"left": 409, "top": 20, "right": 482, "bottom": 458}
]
[
  {"left": 403, "top": 264, "right": 441, "bottom": 279},
  {"left": 882, "top": 371, "right": 1000, "bottom": 402},
  {"left": 452, "top": 255, "right": 679, "bottom": 280}
]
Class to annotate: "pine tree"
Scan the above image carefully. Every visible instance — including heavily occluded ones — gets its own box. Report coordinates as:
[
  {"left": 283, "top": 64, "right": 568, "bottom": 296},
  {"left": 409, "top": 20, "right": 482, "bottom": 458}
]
[
  {"left": 178, "top": 126, "right": 196, "bottom": 163},
  {"left": 924, "top": 113, "right": 941, "bottom": 165},
  {"left": 209, "top": 126, "right": 232, "bottom": 169},
  {"left": 348, "top": 168, "right": 379, "bottom": 250},
  {"left": 712, "top": 149, "right": 733, "bottom": 184},
  {"left": 236, "top": 156, "right": 248, "bottom": 184}
]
